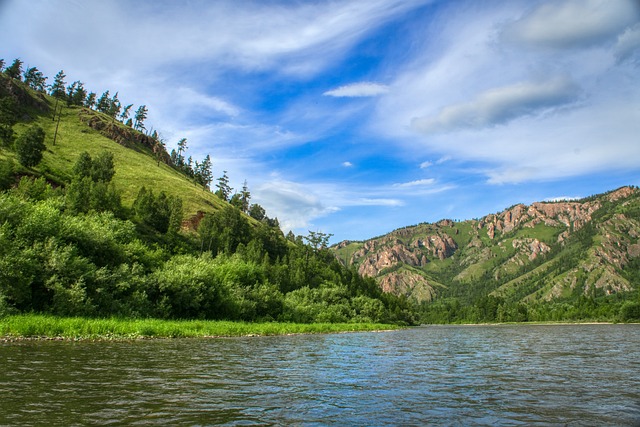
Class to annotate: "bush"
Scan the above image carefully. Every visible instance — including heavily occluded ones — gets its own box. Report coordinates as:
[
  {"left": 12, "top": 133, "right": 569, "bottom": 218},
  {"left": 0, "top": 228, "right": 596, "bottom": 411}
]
[
  {"left": 0, "top": 158, "right": 14, "bottom": 190},
  {"left": 619, "top": 301, "right": 640, "bottom": 322},
  {"left": 15, "top": 125, "right": 46, "bottom": 167}
]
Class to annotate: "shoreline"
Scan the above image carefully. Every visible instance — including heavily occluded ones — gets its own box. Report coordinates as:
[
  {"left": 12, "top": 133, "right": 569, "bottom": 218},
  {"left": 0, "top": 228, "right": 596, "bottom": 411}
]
[
  {"left": 0, "top": 314, "right": 403, "bottom": 342},
  {"left": 420, "top": 321, "right": 635, "bottom": 327}
]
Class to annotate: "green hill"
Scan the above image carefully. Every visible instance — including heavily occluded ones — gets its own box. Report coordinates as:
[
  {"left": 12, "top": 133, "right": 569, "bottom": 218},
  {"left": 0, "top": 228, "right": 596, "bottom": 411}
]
[
  {"left": 1, "top": 72, "right": 224, "bottom": 218},
  {"left": 333, "top": 187, "right": 640, "bottom": 323},
  {"left": 0, "top": 66, "right": 415, "bottom": 325}
]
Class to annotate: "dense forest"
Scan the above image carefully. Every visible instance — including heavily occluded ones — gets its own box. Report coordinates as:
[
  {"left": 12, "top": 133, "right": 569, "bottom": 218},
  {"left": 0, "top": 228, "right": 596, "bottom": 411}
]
[{"left": 0, "top": 57, "right": 416, "bottom": 325}]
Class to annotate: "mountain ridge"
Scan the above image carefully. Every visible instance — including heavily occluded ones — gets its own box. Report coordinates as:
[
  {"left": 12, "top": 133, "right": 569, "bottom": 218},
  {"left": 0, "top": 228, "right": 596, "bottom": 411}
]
[{"left": 332, "top": 186, "right": 640, "bottom": 310}]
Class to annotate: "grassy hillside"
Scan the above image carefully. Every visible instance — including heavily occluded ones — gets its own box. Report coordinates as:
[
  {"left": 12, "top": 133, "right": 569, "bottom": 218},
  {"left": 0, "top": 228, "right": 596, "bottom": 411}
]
[
  {"left": 0, "top": 70, "right": 417, "bottom": 326},
  {"left": 2, "top": 74, "right": 225, "bottom": 220}
]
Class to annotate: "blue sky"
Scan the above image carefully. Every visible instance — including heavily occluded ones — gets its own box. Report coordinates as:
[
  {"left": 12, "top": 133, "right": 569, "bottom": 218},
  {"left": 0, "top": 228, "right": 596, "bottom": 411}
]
[{"left": 2, "top": 0, "right": 640, "bottom": 243}]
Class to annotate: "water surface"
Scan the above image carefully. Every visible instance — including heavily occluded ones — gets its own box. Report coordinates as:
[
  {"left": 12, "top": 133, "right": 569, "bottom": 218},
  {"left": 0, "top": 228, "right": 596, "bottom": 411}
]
[{"left": 1, "top": 324, "right": 639, "bottom": 426}]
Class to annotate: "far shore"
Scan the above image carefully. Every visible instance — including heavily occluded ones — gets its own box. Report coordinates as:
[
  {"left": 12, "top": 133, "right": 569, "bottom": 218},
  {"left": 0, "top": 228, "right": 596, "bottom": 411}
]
[{"left": 420, "top": 321, "right": 633, "bottom": 326}]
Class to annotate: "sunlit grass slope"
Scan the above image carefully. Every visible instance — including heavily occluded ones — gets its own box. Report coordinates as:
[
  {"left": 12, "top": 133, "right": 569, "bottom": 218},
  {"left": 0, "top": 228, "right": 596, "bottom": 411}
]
[{"left": 12, "top": 100, "right": 226, "bottom": 218}]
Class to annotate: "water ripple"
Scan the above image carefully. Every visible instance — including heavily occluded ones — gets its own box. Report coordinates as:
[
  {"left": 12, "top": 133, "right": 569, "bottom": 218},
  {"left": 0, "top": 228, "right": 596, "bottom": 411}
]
[{"left": 1, "top": 325, "right": 640, "bottom": 426}]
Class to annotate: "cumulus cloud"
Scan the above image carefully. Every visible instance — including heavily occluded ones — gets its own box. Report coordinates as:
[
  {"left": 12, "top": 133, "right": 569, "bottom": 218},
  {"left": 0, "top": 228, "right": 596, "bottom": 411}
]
[
  {"left": 502, "top": 0, "right": 640, "bottom": 49},
  {"left": 342, "top": 161, "right": 354, "bottom": 167},
  {"left": 324, "top": 82, "right": 390, "bottom": 97},
  {"left": 411, "top": 77, "right": 581, "bottom": 135}
]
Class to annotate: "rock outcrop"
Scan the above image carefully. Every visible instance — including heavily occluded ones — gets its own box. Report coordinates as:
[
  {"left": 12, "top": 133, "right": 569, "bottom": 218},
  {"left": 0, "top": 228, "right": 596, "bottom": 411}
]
[{"left": 333, "top": 186, "right": 640, "bottom": 303}]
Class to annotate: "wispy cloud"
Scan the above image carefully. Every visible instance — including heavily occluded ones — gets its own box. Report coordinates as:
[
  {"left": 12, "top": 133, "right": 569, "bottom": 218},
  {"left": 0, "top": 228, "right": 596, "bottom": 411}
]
[
  {"left": 411, "top": 77, "right": 581, "bottom": 134},
  {"left": 393, "top": 178, "right": 436, "bottom": 188},
  {"left": 614, "top": 23, "right": 640, "bottom": 63},
  {"left": 324, "top": 82, "right": 389, "bottom": 97}
]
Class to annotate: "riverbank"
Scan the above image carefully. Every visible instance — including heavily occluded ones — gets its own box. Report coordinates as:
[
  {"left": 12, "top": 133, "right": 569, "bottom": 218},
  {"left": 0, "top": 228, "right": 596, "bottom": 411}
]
[{"left": 0, "top": 315, "right": 403, "bottom": 341}]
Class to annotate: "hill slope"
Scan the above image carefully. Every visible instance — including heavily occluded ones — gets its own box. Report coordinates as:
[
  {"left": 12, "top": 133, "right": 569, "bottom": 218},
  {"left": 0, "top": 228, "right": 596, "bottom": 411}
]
[
  {"left": 1, "top": 72, "right": 225, "bottom": 219},
  {"left": 333, "top": 187, "right": 640, "bottom": 321}
]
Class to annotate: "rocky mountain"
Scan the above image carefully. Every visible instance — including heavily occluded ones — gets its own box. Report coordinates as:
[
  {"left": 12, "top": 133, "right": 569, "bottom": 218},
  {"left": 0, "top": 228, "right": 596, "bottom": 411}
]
[{"left": 332, "top": 186, "right": 640, "bottom": 306}]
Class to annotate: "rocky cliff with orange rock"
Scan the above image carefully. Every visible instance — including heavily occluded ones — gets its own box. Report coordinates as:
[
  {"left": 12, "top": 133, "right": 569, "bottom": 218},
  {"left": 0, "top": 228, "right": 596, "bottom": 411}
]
[{"left": 332, "top": 187, "right": 640, "bottom": 304}]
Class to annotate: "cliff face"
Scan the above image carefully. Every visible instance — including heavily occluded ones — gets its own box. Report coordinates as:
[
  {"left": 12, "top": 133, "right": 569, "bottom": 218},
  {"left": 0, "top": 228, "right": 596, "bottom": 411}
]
[{"left": 332, "top": 187, "right": 640, "bottom": 303}]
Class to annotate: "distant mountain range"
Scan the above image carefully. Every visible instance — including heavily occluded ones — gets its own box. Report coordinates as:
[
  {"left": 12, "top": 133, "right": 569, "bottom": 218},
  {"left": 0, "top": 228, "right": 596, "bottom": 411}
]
[{"left": 333, "top": 186, "right": 640, "bottom": 306}]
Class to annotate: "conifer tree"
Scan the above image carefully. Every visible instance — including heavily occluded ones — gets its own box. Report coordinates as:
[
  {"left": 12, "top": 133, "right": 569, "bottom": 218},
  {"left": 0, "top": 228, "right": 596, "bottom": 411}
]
[
  {"left": 50, "top": 70, "right": 67, "bottom": 99},
  {"left": 176, "top": 138, "right": 187, "bottom": 166},
  {"left": 215, "top": 170, "right": 232, "bottom": 201},
  {"left": 96, "top": 90, "right": 111, "bottom": 113},
  {"left": 85, "top": 92, "right": 97, "bottom": 109},
  {"left": 133, "top": 105, "right": 148, "bottom": 131},
  {"left": 23, "top": 67, "right": 47, "bottom": 92},
  {"left": 120, "top": 104, "right": 133, "bottom": 122},
  {"left": 5, "top": 58, "right": 23, "bottom": 80}
]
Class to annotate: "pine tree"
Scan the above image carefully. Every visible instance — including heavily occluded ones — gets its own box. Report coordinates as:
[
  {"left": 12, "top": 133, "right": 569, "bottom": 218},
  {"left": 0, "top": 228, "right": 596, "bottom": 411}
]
[
  {"left": 176, "top": 138, "right": 187, "bottom": 166},
  {"left": 23, "top": 67, "right": 47, "bottom": 92},
  {"left": 50, "top": 70, "right": 67, "bottom": 99},
  {"left": 96, "top": 90, "right": 111, "bottom": 113},
  {"left": 133, "top": 105, "right": 148, "bottom": 131},
  {"left": 85, "top": 92, "right": 97, "bottom": 109},
  {"left": 120, "top": 104, "right": 133, "bottom": 122},
  {"left": 5, "top": 58, "right": 23, "bottom": 80},
  {"left": 70, "top": 81, "right": 87, "bottom": 106},
  {"left": 198, "top": 154, "right": 213, "bottom": 188},
  {"left": 215, "top": 170, "right": 232, "bottom": 201},
  {"left": 240, "top": 180, "right": 251, "bottom": 213}
]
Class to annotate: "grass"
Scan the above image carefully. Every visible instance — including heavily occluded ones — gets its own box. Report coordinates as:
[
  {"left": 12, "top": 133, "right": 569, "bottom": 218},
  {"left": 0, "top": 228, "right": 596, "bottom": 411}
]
[
  {"left": 9, "top": 101, "right": 227, "bottom": 219},
  {"left": 0, "top": 315, "right": 403, "bottom": 340}
]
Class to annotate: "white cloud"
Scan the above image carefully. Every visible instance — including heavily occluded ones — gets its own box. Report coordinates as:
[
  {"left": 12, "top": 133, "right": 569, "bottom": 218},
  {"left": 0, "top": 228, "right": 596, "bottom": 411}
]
[
  {"left": 393, "top": 178, "right": 436, "bottom": 188},
  {"left": 253, "top": 180, "right": 339, "bottom": 232},
  {"left": 411, "top": 77, "right": 581, "bottom": 134},
  {"left": 502, "top": 0, "right": 640, "bottom": 49},
  {"left": 419, "top": 161, "right": 433, "bottom": 169},
  {"left": 1, "top": 0, "right": 428, "bottom": 78},
  {"left": 253, "top": 178, "right": 405, "bottom": 233},
  {"left": 324, "top": 82, "right": 390, "bottom": 97},
  {"left": 175, "top": 87, "right": 240, "bottom": 118},
  {"left": 342, "top": 161, "right": 354, "bottom": 167},
  {"left": 615, "top": 23, "right": 640, "bottom": 62}
]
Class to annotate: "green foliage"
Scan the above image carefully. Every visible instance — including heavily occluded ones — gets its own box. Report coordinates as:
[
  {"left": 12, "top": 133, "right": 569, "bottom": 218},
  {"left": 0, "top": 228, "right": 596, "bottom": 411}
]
[
  {"left": 619, "top": 301, "right": 640, "bottom": 322},
  {"left": 0, "top": 158, "right": 15, "bottom": 190},
  {"left": 0, "top": 314, "right": 402, "bottom": 339},
  {"left": 23, "top": 67, "right": 47, "bottom": 92},
  {"left": 4, "top": 58, "right": 23, "bottom": 80},
  {"left": 133, "top": 186, "right": 183, "bottom": 234},
  {"left": 50, "top": 70, "right": 67, "bottom": 99},
  {"left": 0, "top": 97, "right": 18, "bottom": 126},
  {"left": 15, "top": 125, "right": 46, "bottom": 167}
]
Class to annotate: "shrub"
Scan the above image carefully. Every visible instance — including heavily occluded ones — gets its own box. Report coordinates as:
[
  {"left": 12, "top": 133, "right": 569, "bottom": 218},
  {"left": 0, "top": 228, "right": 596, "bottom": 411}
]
[{"left": 15, "top": 125, "right": 46, "bottom": 167}]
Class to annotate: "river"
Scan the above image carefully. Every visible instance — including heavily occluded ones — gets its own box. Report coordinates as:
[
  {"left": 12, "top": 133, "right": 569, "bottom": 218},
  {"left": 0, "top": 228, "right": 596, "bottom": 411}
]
[{"left": 1, "top": 324, "right": 639, "bottom": 426}]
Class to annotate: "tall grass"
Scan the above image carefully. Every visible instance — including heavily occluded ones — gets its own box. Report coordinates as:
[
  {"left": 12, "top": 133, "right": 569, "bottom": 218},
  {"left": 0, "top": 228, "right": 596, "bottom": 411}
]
[{"left": 0, "top": 315, "right": 402, "bottom": 340}]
